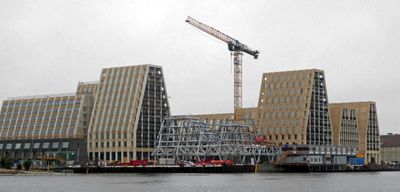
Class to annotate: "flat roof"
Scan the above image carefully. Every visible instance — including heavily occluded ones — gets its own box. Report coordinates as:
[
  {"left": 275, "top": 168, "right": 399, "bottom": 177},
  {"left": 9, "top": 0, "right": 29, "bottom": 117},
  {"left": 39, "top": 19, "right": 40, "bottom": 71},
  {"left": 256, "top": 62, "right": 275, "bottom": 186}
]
[
  {"left": 78, "top": 81, "right": 99, "bottom": 85},
  {"left": 7, "top": 92, "right": 76, "bottom": 100},
  {"left": 381, "top": 134, "right": 400, "bottom": 147}
]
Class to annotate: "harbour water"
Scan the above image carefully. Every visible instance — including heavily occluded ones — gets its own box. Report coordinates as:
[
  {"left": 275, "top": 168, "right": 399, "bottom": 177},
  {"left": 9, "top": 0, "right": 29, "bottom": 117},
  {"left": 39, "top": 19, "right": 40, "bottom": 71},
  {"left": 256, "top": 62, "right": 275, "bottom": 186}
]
[{"left": 1, "top": 172, "right": 400, "bottom": 192}]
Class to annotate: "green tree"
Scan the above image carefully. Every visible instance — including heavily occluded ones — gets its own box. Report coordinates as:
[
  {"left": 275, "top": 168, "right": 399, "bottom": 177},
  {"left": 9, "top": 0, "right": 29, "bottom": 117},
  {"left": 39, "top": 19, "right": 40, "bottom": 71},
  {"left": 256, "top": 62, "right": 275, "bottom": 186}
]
[
  {"left": 0, "top": 157, "right": 13, "bottom": 169},
  {"left": 5, "top": 158, "right": 13, "bottom": 169},
  {"left": 23, "top": 160, "right": 32, "bottom": 171},
  {"left": 0, "top": 156, "right": 5, "bottom": 168}
]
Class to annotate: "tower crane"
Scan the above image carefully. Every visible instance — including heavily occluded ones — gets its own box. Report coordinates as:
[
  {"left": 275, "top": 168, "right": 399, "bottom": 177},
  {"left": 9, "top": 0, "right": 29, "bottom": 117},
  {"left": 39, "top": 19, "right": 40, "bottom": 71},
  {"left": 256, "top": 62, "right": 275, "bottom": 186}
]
[{"left": 185, "top": 16, "right": 259, "bottom": 110}]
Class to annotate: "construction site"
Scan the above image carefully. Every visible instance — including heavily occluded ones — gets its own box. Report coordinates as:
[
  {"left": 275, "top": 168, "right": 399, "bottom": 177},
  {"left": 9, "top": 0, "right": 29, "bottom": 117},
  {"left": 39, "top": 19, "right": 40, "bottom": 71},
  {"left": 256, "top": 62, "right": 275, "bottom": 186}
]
[
  {"left": 0, "top": 16, "right": 383, "bottom": 173},
  {"left": 150, "top": 16, "right": 365, "bottom": 171},
  {"left": 83, "top": 16, "right": 371, "bottom": 172}
]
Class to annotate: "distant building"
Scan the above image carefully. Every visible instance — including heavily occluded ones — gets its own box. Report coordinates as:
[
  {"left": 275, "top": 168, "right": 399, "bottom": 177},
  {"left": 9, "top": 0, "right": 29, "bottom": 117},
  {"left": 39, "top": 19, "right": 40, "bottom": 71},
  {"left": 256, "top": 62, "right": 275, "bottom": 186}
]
[
  {"left": 181, "top": 107, "right": 258, "bottom": 132},
  {"left": 0, "top": 64, "right": 384, "bottom": 167},
  {"left": 329, "top": 102, "right": 380, "bottom": 165},
  {"left": 0, "top": 92, "right": 94, "bottom": 164},
  {"left": 235, "top": 107, "right": 258, "bottom": 133},
  {"left": 256, "top": 69, "right": 333, "bottom": 146},
  {"left": 87, "top": 65, "right": 170, "bottom": 162},
  {"left": 381, "top": 134, "right": 400, "bottom": 163},
  {"left": 176, "top": 69, "right": 381, "bottom": 166},
  {"left": 76, "top": 81, "right": 99, "bottom": 96},
  {"left": 329, "top": 104, "right": 359, "bottom": 149},
  {"left": 0, "top": 64, "right": 171, "bottom": 164},
  {"left": 190, "top": 113, "right": 234, "bottom": 130}
]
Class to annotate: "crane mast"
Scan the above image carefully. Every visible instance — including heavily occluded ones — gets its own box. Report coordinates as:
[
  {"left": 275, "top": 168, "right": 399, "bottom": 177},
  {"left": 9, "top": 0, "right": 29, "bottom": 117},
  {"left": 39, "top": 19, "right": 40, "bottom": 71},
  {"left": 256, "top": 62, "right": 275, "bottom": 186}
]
[{"left": 185, "top": 16, "right": 259, "bottom": 110}]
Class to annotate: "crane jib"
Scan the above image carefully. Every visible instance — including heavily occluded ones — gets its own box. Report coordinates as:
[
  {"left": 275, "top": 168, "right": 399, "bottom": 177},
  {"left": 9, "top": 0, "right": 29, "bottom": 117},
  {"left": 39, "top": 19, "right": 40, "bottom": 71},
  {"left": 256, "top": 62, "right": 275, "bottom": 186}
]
[
  {"left": 185, "top": 16, "right": 260, "bottom": 109},
  {"left": 185, "top": 16, "right": 259, "bottom": 58}
]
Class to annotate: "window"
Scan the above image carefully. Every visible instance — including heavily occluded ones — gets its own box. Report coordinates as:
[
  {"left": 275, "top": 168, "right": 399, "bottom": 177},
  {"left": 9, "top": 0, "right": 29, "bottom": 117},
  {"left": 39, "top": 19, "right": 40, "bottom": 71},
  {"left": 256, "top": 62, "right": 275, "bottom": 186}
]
[
  {"left": 52, "top": 142, "right": 59, "bottom": 149},
  {"left": 0, "top": 143, "right": 3, "bottom": 149},
  {"left": 15, "top": 143, "right": 22, "bottom": 149},
  {"left": 6, "top": 143, "right": 12, "bottom": 149},
  {"left": 33, "top": 143, "right": 40, "bottom": 149},
  {"left": 62, "top": 142, "right": 70, "bottom": 149},
  {"left": 24, "top": 143, "right": 31, "bottom": 149},
  {"left": 42, "top": 142, "right": 50, "bottom": 149}
]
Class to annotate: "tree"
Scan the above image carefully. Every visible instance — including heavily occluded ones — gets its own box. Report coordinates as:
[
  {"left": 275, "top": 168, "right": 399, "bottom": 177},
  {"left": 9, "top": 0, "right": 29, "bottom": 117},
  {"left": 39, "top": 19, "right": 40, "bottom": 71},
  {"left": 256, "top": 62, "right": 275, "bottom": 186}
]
[
  {"left": 0, "top": 157, "right": 13, "bottom": 169},
  {"left": 5, "top": 158, "right": 13, "bottom": 169},
  {"left": 23, "top": 160, "right": 32, "bottom": 171},
  {"left": 0, "top": 156, "right": 5, "bottom": 168}
]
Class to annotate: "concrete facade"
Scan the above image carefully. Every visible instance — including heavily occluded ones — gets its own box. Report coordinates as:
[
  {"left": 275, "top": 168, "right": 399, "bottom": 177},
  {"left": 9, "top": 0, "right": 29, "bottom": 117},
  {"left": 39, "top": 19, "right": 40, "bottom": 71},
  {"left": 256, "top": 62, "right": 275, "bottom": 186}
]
[
  {"left": 256, "top": 69, "right": 333, "bottom": 146},
  {"left": 87, "top": 65, "right": 170, "bottom": 162}
]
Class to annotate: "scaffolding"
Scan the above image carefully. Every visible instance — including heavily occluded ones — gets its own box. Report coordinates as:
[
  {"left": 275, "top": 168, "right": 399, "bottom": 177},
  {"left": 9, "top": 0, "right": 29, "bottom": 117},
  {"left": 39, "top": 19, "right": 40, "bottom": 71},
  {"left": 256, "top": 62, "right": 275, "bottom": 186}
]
[{"left": 153, "top": 117, "right": 282, "bottom": 164}]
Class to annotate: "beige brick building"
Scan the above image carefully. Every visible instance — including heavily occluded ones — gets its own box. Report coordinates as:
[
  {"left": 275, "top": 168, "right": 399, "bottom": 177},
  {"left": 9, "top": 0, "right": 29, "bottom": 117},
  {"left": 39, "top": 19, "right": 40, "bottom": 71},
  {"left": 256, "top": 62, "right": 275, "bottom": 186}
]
[
  {"left": 184, "top": 107, "right": 258, "bottom": 132},
  {"left": 256, "top": 69, "right": 332, "bottom": 146},
  {"left": 329, "top": 104, "right": 359, "bottom": 149},
  {"left": 191, "top": 113, "right": 234, "bottom": 130},
  {"left": 0, "top": 92, "right": 94, "bottom": 162},
  {"left": 0, "top": 93, "right": 93, "bottom": 140},
  {"left": 76, "top": 81, "right": 99, "bottom": 96},
  {"left": 329, "top": 102, "right": 380, "bottom": 164},
  {"left": 235, "top": 107, "right": 258, "bottom": 132},
  {"left": 0, "top": 64, "right": 170, "bottom": 164},
  {"left": 182, "top": 69, "right": 381, "bottom": 166},
  {"left": 87, "top": 65, "right": 170, "bottom": 162}
]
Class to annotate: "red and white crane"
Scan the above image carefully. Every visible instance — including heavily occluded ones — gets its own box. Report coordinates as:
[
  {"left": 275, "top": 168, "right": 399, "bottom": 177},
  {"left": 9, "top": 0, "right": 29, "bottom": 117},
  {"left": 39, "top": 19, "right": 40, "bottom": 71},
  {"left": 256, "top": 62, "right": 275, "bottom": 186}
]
[{"left": 185, "top": 16, "right": 259, "bottom": 110}]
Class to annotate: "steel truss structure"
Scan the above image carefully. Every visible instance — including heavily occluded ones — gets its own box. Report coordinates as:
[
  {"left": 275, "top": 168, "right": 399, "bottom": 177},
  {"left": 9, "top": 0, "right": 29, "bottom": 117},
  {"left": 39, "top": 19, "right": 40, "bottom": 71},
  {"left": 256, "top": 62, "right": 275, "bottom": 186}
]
[{"left": 153, "top": 117, "right": 282, "bottom": 164}]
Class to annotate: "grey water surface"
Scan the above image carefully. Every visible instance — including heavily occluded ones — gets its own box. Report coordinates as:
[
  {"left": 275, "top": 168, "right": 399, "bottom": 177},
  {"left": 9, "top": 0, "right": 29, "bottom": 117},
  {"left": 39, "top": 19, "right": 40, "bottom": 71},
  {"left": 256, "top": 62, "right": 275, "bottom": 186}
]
[{"left": 1, "top": 172, "right": 399, "bottom": 192}]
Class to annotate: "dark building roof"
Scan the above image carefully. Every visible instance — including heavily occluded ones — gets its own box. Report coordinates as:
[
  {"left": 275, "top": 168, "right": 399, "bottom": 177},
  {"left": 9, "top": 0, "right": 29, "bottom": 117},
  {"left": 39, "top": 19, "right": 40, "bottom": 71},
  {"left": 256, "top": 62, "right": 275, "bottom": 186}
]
[{"left": 381, "top": 134, "right": 400, "bottom": 147}]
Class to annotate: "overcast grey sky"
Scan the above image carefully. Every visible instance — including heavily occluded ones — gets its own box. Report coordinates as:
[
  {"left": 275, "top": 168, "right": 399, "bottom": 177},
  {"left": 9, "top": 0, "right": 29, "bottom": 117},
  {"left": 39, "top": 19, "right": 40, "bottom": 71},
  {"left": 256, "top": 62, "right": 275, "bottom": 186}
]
[{"left": 0, "top": 0, "right": 399, "bottom": 134}]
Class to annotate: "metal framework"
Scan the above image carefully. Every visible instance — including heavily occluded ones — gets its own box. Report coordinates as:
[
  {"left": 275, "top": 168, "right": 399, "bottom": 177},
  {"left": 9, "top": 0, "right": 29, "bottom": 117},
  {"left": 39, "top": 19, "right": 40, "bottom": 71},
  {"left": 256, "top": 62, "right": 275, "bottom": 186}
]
[
  {"left": 185, "top": 16, "right": 259, "bottom": 109},
  {"left": 153, "top": 117, "right": 281, "bottom": 164}
]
